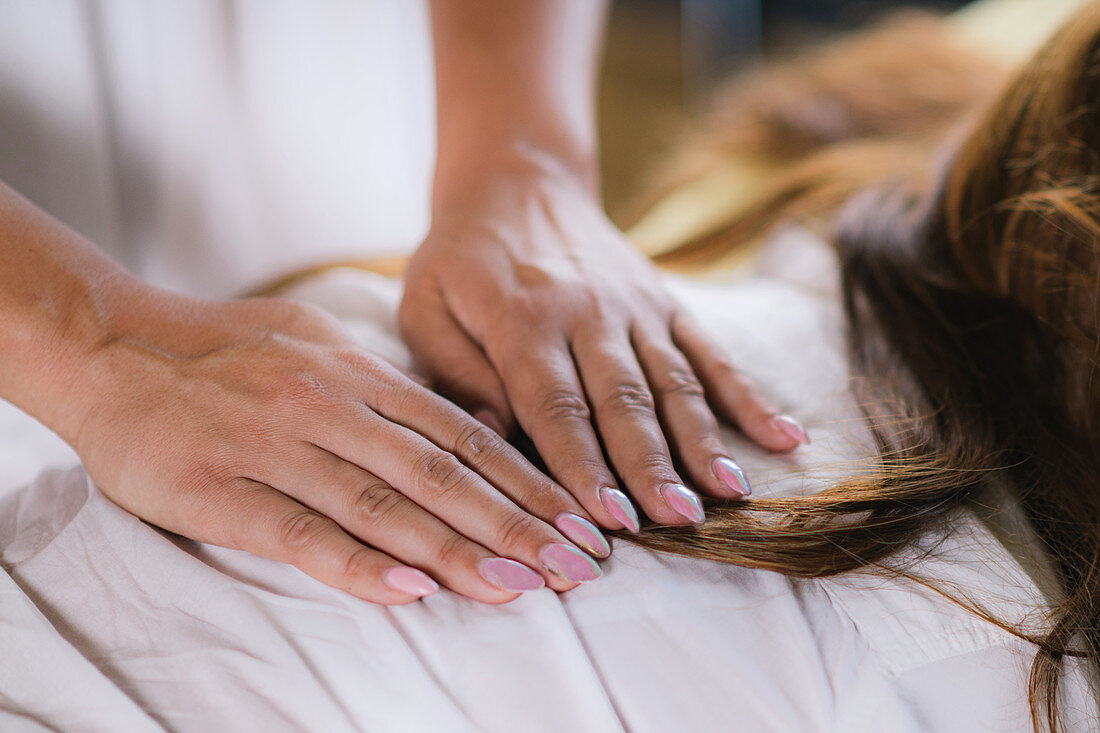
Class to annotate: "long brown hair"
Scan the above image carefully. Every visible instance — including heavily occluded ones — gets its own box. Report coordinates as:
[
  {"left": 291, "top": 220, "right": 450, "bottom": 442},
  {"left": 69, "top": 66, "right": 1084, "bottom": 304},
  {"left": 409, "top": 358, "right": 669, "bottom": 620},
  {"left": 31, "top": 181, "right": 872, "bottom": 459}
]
[{"left": 626, "top": 5, "right": 1100, "bottom": 730}]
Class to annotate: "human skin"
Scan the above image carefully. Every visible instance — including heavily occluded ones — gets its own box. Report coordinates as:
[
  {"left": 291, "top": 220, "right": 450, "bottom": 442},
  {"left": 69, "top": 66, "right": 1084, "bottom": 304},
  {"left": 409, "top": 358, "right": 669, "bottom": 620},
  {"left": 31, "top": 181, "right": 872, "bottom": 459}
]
[
  {"left": 402, "top": 0, "right": 809, "bottom": 530},
  {"left": 0, "top": 3, "right": 806, "bottom": 608},
  {"left": 0, "top": 181, "right": 607, "bottom": 605}
]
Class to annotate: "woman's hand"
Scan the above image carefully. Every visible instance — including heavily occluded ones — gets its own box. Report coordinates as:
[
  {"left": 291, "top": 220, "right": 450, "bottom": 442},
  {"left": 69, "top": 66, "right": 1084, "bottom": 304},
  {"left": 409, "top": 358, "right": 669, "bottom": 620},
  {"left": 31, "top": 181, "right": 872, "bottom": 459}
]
[
  {"left": 400, "top": 164, "right": 810, "bottom": 531},
  {"left": 63, "top": 289, "right": 609, "bottom": 605}
]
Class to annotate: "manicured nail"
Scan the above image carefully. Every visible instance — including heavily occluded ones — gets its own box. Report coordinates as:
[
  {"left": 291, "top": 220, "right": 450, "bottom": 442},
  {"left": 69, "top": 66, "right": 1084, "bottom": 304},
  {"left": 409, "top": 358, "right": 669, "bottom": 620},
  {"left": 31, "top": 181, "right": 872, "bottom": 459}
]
[
  {"left": 538, "top": 543, "right": 602, "bottom": 583},
  {"left": 712, "top": 457, "right": 751, "bottom": 497},
  {"left": 773, "top": 414, "right": 810, "bottom": 444},
  {"left": 660, "top": 484, "right": 705, "bottom": 523},
  {"left": 600, "top": 487, "right": 641, "bottom": 533},
  {"left": 478, "top": 558, "right": 545, "bottom": 592},
  {"left": 382, "top": 567, "right": 439, "bottom": 598},
  {"left": 555, "top": 513, "right": 611, "bottom": 558}
]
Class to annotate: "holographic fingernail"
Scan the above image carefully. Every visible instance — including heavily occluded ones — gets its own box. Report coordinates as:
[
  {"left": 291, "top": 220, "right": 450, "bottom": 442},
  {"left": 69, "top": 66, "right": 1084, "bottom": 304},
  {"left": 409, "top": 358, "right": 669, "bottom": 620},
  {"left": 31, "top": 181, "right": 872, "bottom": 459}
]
[
  {"left": 538, "top": 543, "right": 602, "bottom": 583},
  {"left": 477, "top": 558, "right": 545, "bottom": 592},
  {"left": 555, "top": 513, "right": 611, "bottom": 558},
  {"left": 600, "top": 486, "right": 641, "bottom": 533},
  {"left": 773, "top": 414, "right": 810, "bottom": 444},
  {"left": 712, "top": 457, "right": 751, "bottom": 497},
  {"left": 382, "top": 567, "right": 439, "bottom": 597},
  {"left": 660, "top": 484, "right": 705, "bottom": 524}
]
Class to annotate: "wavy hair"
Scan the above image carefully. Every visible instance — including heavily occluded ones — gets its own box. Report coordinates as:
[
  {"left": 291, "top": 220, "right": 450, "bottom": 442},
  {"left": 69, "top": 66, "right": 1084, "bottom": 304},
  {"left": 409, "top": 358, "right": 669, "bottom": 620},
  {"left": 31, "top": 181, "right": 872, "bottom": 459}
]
[{"left": 626, "top": 6, "right": 1100, "bottom": 730}]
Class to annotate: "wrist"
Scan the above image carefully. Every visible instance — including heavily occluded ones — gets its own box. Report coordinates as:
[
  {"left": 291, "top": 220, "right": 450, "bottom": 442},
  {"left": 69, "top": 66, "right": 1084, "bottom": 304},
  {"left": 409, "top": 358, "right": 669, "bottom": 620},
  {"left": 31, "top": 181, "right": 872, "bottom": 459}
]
[
  {"left": 4, "top": 269, "right": 173, "bottom": 447},
  {"left": 432, "top": 140, "right": 600, "bottom": 218}
]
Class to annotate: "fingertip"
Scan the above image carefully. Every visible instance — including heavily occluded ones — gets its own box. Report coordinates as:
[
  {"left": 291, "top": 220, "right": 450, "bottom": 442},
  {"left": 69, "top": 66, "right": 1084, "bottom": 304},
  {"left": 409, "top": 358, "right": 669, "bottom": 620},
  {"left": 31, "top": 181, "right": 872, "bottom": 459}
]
[
  {"left": 773, "top": 414, "right": 811, "bottom": 445},
  {"left": 712, "top": 457, "right": 751, "bottom": 497},
  {"left": 599, "top": 487, "right": 641, "bottom": 533},
  {"left": 545, "top": 575, "right": 582, "bottom": 593},
  {"left": 347, "top": 586, "right": 421, "bottom": 606},
  {"left": 659, "top": 484, "right": 706, "bottom": 524},
  {"left": 476, "top": 589, "right": 525, "bottom": 605},
  {"left": 746, "top": 414, "right": 809, "bottom": 453},
  {"left": 382, "top": 566, "right": 440, "bottom": 598},
  {"left": 554, "top": 512, "right": 612, "bottom": 558}
]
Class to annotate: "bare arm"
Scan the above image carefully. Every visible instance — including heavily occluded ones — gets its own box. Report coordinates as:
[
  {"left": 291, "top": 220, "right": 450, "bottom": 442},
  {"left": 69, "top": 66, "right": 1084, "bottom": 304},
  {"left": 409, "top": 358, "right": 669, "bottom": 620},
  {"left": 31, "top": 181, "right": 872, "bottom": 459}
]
[
  {"left": 0, "top": 181, "right": 139, "bottom": 441},
  {"left": 403, "top": 1, "right": 808, "bottom": 533},
  {"left": 430, "top": 0, "right": 606, "bottom": 202},
  {"left": 0, "top": 180, "right": 608, "bottom": 602}
]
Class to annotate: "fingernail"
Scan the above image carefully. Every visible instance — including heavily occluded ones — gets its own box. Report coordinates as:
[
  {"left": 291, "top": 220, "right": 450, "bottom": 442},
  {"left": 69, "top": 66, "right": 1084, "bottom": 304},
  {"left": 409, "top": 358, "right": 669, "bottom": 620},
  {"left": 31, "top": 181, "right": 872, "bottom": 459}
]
[
  {"left": 773, "top": 414, "right": 810, "bottom": 444},
  {"left": 382, "top": 567, "right": 439, "bottom": 598},
  {"left": 555, "top": 513, "right": 611, "bottom": 558},
  {"left": 712, "top": 457, "right": 751, "bottom": 497},
  {"left": 600, "top": 487, "right": 641, "bottom": 533},
  {"left": 538, "top": 543, "right": 603, "bottom": 583},
  {"left": 478, "top": 558, "right": 545, "bottom": 592},
  {"left": 473, "top": 408, "right": 506, "bottom": 436},
  {"left": 660, "top": 484, "right": 706, "bottom": 524}
]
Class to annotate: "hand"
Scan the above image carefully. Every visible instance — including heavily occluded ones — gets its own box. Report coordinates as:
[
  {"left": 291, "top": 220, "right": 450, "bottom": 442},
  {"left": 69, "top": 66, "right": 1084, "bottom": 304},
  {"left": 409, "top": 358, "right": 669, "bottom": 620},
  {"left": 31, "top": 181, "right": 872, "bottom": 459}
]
[
  {"left": 400, "top": 164, "right": 810, "bottom": 531},
  {"left": 64, "top": 289, "right": 609, "bottom": 605}
]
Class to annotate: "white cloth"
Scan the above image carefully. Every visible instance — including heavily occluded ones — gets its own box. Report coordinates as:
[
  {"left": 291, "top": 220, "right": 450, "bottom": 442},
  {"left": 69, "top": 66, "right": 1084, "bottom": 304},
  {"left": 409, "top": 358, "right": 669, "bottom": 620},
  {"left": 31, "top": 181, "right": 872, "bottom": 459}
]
[
  {"left": 0, "top": 230, "right": 1094, "bottom": 731},
  {"left": 0, "top": 0, "right": 435, "bottom": 298}
]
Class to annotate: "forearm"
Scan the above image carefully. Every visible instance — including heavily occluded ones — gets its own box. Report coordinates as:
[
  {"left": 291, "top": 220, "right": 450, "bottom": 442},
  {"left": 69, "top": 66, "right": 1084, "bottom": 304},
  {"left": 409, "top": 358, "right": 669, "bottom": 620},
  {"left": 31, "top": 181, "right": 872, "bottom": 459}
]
[
  {"left": 429, "top": 0, "right": 609, "bottom": 206},
  {"left": 0, "top": 181, "right": 150, "bottom": 441}
]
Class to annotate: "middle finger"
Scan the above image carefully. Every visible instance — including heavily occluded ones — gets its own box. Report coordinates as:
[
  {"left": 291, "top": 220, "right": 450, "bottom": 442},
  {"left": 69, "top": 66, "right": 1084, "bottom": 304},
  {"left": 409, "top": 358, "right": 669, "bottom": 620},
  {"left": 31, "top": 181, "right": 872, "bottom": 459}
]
[{"left": 571, "top": 326, "right": 705, "bottom": 526}]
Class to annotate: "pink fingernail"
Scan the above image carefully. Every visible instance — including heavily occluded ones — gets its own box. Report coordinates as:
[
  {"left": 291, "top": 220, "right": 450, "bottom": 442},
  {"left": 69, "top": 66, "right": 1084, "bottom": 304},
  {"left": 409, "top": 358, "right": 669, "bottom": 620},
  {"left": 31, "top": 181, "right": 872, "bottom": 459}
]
[
  {"left": 538, "top": 543, "right": 602, "bottom": 583},
  {"left": 555, "top": 513, "right": 611, "bottom": 558},
  {"left": 478, "top": 558, "right": 545, "bottom": 592},
  {"left": 773, "top": 414, "right": 810, "bottom": 444},
  {"left": 660, "top": 484, "right": 705, "bottom": 523},
  {"left": 712, "top": 457, "right": 751, "bottom": 497},
  {"left": 382, "top": 567, "right": 439, "bottom": 598},
  {"left": 600, "top": 487, "right": 641, "bottom": 533}
]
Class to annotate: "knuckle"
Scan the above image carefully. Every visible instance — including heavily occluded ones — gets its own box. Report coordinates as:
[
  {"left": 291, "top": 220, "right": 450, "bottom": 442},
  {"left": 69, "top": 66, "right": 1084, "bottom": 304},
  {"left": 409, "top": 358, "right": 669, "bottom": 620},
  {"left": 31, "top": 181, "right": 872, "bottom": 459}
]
[
  {"left": 600, "top": 380, "right": 656, "bottom": 416},
  {"left": 287, "top": 302, "right": 340, "bottom": 335},
  {"left": 276, "top": 368, "right": 331, "bottom": 408},
  {"left": 455, "top": 422, "right": 501, "bottom": 460},
  {"left": 341, "top": 547, "right": 379, "bottom": 580},
  {"left": 275, "top": 509, "right": 328, "bottom": 554},
  {"left": 416, "top": 452, "right": 467, "bottom": 495},
  {"left": 494, "top": 512, "right": 542, "bottom": 553},
  {"left": 656, "top": 368, "right": 705, "bottom": 399},
  {"left": 537, "top": 389, "right": 592, "bottom": 422},
  {"left": 572, "top": 456, "right": 614, "bottom": 479},
  {"left": 512, "top": 262, "right": 560, "bottom": 290},
  {"left": 639, "top": 451, "right": 675, "bottom": 475},
  {"left": 335, "top": 347, "right": 380, "bottom": 375},
  {"left": 350, "top": 482, "right": 403, "bottom": 528},
  {"left": 432, "top": 532, "right": 471, "bottom": 570},
  {"left": 177, "top": 461, "right": 233, "bottom": 502}
]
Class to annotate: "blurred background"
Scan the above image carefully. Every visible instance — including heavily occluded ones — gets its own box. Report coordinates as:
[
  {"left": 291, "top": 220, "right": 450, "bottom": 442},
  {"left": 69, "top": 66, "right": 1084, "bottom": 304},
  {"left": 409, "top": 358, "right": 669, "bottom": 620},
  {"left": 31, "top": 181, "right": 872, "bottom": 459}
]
[{"left": 598, "top": 0, "right": 969, "bottom": 222}]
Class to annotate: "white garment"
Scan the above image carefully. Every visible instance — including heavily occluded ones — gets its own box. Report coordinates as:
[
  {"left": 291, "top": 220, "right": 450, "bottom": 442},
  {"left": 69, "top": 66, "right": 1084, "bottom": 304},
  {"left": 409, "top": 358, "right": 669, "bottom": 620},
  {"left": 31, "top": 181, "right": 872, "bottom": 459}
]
[
  {"left": 0, "top": 0, "right": 435, "bottom": 298},
  {"left": 0, "top": 230, "right": 1094, "bottom": 731},
  {"left": 0, "top": 4, "right": 1095, "bottom": 728}
]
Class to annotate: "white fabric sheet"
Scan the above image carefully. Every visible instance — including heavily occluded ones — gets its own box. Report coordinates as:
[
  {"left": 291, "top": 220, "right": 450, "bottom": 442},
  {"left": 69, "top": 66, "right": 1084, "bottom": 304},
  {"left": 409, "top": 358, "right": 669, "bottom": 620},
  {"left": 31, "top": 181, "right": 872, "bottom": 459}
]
[{"left": 0, "top": 231, "right": 1095, "bottom": 732}]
